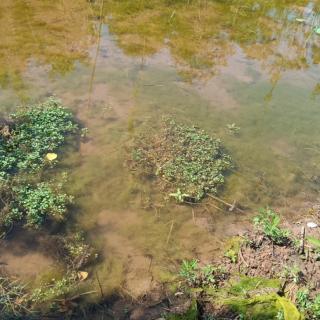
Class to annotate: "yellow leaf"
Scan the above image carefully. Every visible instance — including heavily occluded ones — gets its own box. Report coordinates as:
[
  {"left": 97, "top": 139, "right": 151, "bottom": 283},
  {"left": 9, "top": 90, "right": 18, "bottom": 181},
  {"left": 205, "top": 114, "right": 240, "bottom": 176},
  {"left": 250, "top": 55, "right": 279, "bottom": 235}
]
[
  {"left": 77, "top": 271, "right": 88, "bottom": 281},
  {"left": 45, "top": 153, "right": 57, "bottom": 161}
]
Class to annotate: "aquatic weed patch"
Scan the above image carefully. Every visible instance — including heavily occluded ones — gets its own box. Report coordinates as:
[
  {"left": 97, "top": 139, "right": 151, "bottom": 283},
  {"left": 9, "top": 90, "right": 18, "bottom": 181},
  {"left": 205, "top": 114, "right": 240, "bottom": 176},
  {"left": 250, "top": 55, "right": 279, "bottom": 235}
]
[
  {"left": 0, "top": 97, "right": 78, "bottom": 180},
  {"left": 0, "top": 97, "right": 78, "bottom": 229},
  {"left": 131, "top": 119, "right": 232, "bottom": 201},
  {"left": 6, "top": 182, "right": 72, "bottom": 228}
]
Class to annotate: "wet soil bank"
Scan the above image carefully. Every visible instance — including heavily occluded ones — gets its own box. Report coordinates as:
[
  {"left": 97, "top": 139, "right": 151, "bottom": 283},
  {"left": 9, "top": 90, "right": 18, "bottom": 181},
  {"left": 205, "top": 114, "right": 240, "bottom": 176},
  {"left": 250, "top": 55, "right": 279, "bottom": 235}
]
[{"left": 77, "top": 207, "right": 320, "bottom": 320}]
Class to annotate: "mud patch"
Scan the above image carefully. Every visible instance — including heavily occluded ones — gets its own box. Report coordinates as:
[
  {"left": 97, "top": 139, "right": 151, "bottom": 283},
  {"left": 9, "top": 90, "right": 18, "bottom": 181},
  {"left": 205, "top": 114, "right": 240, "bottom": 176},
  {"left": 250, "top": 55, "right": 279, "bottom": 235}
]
[{"left": 0, "top": 230, "right": 54, "bottom": 279}]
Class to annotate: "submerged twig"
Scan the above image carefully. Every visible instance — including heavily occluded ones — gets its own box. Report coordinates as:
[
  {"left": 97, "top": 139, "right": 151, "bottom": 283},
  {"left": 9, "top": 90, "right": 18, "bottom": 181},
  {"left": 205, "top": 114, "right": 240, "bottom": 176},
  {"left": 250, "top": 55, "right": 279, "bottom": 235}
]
[
  {"left": 95, "top": 272, "right": 104, "bottom": 299},
  {"left": 207, "top": 194, "right": 245, "bottom": 213},
  {"left": 166, "top": 220, "right": 174, "bottom": 245}
]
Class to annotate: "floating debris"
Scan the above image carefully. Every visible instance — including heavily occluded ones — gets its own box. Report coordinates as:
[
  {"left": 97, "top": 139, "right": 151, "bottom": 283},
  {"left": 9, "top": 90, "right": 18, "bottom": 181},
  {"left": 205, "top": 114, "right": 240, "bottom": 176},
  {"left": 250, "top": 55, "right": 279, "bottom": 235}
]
[
  {"left": 307, "top": 222, "right": 318, "bottom": 228},
  {"left": 77, "top": 271, "right": 89, "bottom": 281},
  {"left": 46, "top": 153, "right": 58, "bottom": 161}
]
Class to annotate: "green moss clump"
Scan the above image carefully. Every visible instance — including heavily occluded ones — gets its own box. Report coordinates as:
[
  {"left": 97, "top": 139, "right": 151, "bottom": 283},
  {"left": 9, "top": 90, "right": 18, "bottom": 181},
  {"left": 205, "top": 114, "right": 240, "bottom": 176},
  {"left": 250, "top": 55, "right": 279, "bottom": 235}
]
[
  {"left": 206, "top": 276, "right": 302, "bottom": 320},
  {"left": 226, "top": 293, "right": 280, "bottom": 320},
  {"left": 132, "top": 119, "right": 232, "bottom": 201},
  {"left": 228, "top": 276, "right": 281, "bottom": 296}
]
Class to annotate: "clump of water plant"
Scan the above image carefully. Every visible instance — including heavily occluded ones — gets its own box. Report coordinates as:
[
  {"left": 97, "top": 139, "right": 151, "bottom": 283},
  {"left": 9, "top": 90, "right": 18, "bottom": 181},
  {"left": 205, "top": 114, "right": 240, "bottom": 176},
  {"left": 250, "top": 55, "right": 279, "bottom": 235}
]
[
  {"left": 130, "top": 119, "right": 232, "bottom": 202},
  {"left": 54, "top": 232, "right": 95, "bottom": 270},
  {"left": 0, "top": 97, "right": 78, "bottom": 179},
  {"left": 31, "top": 273, "right": 77, "bottom": 305},
  {"left": 0, "top": 99, "right": 96, "bottom": 318},
  {"left": 0, "top": 97, "right": 79, "bottom": 230},
  {"left": 4, "top": 182, "right": 72, "bottom": 228},
  {"left": 253, "top": 208, "right": 290, "bottom": 245}
]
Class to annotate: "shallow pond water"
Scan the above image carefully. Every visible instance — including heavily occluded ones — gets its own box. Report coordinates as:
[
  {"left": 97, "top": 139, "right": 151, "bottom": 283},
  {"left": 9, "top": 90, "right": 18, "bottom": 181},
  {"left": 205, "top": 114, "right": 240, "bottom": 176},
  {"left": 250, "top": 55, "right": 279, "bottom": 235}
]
[{"left": 1, "top": 0, "right": 320, "bottom": 299}]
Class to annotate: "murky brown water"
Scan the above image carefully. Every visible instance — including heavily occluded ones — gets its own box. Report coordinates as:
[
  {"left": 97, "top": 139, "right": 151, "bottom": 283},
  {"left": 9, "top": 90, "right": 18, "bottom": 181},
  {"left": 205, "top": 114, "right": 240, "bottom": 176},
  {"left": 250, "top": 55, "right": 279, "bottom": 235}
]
[{"left": 1, "top": 0, "right": 320, "bottom": 298}]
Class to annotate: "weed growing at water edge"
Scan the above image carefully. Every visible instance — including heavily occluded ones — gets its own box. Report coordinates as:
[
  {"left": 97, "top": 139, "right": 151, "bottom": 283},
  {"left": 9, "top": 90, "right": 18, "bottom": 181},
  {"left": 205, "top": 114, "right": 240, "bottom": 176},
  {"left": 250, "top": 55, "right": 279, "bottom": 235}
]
[
  {"left": 179, "top": 259, "right": 198, "bottom": 285},
  {"left": 225, "top": 249, "right": 238, "bottom": 263},
  {"left": 307, "top": 236, "right": 320, "bottom": 260},
  {"left": 179, "top": 260, "right": 226, "bottom": 288},
  {"left": 296, "top": 289, "right": 320, "bottom": 319},
  {"left": 281, "top": 265, "right": 302, "bottom": 284},
  {"left": 253, "top": 208, "right": 290, "bottom": 245}
]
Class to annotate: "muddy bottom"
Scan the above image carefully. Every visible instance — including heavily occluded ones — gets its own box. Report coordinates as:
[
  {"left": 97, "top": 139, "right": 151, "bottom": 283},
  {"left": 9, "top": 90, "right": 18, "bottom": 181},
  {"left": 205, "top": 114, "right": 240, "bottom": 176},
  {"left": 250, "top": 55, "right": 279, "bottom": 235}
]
[{"left": 0, "top": 229, "right": 54, "bottom": 279}]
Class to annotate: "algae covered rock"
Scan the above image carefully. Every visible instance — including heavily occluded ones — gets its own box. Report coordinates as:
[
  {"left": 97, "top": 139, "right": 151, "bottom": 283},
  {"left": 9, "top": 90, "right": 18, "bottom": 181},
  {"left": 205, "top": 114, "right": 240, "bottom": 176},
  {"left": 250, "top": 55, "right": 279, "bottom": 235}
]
[{"left": 212, "top": 276, "right": 302, "bottom": 320}]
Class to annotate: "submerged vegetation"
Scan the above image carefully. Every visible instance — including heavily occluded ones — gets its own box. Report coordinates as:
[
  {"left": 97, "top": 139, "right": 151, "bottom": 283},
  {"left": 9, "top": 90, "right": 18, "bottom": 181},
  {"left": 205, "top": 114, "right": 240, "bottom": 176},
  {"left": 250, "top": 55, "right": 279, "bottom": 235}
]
[
  {"left": 7, "top": 182, "right": 72, "bottom": 228},
  {"left": 130, "top": 119, "right": 231, "bottom": 201},
  {"left": 0, "top": 97, "right": 77, "bottom": 177},
  {"left": 0, "top": 97, "right": 78, "bottom": 229}
]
